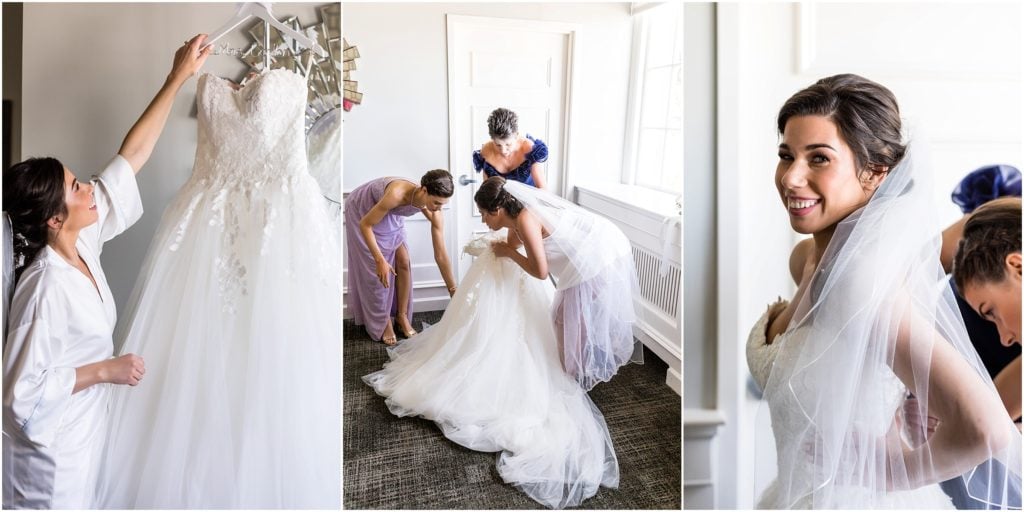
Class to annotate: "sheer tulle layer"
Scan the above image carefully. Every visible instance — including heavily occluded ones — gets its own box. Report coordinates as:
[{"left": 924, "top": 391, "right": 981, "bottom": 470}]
[
  {"left": 363, "top": 246, "right": 618, "bottom": 509},
  {"left": 758, "top": 479, "right": 954, "bottom": 509},
  {"left": 95, "top": 174, "right": 341, "bottom": 509},
  {"left": 555, "top": 251, "right": 641, "bottom": 391}
]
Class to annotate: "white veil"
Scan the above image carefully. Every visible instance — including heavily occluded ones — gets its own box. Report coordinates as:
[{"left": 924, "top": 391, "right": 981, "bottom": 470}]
[
  {"left": 755, "top": 136, "right": 1022, "bottom": 508},
  {"left": 501, "top": 181, "right": 643, "bottom": 389}
]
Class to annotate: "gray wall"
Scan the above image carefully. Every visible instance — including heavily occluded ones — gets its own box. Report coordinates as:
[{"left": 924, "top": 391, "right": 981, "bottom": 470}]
[
  {"left": 18, "top": 2, "right": 329, "bottom": 312},
  {"left": 342, "top": 2, "right": 633, "bottom": 190},
  {"left": 683, "top": 2, "right": 717, "bottom": 410},
  {"left": 3, "top": 3, "right": 23, "bottom": 166}
]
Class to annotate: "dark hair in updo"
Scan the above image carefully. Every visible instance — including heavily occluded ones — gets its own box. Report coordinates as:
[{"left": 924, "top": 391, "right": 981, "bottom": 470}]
[
  {"left": 778, "top": 74, "right": 907, "bottom": 173},
  {"left": 953, "top": 197, "right": 1022, "bottom": 291},
  {"left": 421, "top": 169, "right": 454, "bottom": 198},
  {"left": 3, "top": 157, "right": 68, "bottom": 281},
  {"left": 487, "top": 108, "right": 518, "bottom": 139},
  {"left": 474, "top": 176, "right": 523, "bottom": 218}
]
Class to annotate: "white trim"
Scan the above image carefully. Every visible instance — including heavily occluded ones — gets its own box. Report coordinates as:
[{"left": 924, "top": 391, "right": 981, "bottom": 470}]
[
  {"left": 630, "top": 1, "right": 667, "bottom": 17},
  {"left": 620, "top": 4, "right": 683, "bottom": 194},
  {"left": 559, "top": 26, "right": 578, "bottom": 199},
  {"left": 621, "top": 14, "right": 647, "bottom": 185},
  {"left": 796, "top": 2, "right": 816, "bottom": 73},
  {"left": 666, "top": 367, "right": 682, "bottom": 396},
  {"left": 715, "top": 4, "right": 745, "bottom": 509},
  {"left": 575, "top": 182, "right": 680, "bottom": 220}
]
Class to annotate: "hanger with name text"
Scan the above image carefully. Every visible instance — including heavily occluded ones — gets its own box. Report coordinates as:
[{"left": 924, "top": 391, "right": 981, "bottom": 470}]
[{"left": 202, "top": 2, "right": 327, "bottom": 59}]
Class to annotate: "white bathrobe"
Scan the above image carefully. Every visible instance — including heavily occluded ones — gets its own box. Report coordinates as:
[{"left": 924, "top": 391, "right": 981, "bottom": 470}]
[{"left": 2, "top": 155, "right": 142, "bottom": 509}]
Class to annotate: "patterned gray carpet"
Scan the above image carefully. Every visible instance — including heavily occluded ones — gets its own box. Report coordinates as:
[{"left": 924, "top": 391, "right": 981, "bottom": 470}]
[{"left": 343, "top": 311, "right": 681, "bottom": 510}]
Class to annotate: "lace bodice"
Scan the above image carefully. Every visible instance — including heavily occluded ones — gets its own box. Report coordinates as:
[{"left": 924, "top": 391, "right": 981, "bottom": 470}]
[
  {"left": 746, "top": 301, "right": 915, "bottom": 507},
  {"left": 194, "top": 70, "right": 308, "bottom": 184},
  {"left": 747, "top": 300, "right": 907, "bottom": 429}
]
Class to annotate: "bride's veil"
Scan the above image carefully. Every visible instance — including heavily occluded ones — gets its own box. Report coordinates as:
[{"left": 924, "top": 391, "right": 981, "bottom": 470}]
[
  {"left": 501, "top": 180, "right": 644, "bottom": 389},
  {"left": 755, "top": 135, "right": 1023, "bottom": 508},
  {"left": 502, "top": 181, "right": 630, "bottom": 289}
]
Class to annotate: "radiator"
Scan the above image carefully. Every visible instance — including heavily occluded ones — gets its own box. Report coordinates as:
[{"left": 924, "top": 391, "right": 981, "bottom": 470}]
[{"left": 632, "top": 243, "right": 682, "bottom": 321}]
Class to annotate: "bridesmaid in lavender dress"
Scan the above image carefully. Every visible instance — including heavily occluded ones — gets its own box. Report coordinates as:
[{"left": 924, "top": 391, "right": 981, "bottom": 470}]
[{"left": 345, "top": 170, "right": 458, "bottom": 345}]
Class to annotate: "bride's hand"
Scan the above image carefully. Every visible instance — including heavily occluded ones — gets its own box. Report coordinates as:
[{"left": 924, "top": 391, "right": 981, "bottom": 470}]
[
  {"left": 492, "top": 241, "right": 515, "bottom": 259},
  {"left": 375, "top": 259, "right": 396, "bottom": 287},
  {"left": 169, "top": 34, "right": 213, "bottom": 85},
  {"left": 901, "top": 397, "right": 938, "bottom": 448},
  {"left": 103, "top": 354, "right": 146, "bottom": 386}
]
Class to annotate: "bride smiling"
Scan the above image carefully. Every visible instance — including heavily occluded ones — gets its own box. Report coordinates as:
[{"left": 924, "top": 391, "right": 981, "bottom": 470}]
[{"left": 747, "top": 74, "right": 1021, "bottom": 509}]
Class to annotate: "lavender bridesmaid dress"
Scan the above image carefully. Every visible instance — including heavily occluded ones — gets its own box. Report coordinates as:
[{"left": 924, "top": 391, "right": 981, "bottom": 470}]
[{"left": 345, "top": 177, "right": 421, "bottom": 340}]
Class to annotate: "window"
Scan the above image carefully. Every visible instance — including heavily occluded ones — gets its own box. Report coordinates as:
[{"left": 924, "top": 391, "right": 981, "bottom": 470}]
[{"left": 624, "top": 2, "right": 683, "bottom": 194}]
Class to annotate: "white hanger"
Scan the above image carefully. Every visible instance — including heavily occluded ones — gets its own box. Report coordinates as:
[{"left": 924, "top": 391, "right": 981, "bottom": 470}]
[{"left": 202, "top": 2, "right": 327, "bottom": 58}]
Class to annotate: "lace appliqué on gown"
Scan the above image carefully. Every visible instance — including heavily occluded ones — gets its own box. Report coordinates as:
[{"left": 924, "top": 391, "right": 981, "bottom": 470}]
[{"left": 746, "top": 302, "right": 954, "bottom": 509}]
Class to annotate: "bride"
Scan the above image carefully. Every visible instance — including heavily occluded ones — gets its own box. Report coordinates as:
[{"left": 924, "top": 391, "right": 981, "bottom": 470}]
[
  {"left": 363, "top": 231, "right": 620, "bottom": 508},
  {"left": 746, "top": 74, "right": 1022, "bottom": 508}
]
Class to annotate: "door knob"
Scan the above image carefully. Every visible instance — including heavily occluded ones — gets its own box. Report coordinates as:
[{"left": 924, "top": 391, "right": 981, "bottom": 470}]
[{"left": 459, "top": 174, "right": 478, "bottom": 186}]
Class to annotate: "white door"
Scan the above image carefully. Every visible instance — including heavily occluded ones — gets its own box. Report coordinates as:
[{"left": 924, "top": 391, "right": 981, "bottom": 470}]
[
  {"left": 714, "top": 3, "right": 1022, "bottom": 508},
  {"left": 446, "top": 15, "right": 575, "bottom": 279}
]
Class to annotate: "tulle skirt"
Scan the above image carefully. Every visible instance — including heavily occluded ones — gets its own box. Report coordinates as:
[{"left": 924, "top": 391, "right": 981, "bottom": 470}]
[
  {"left": 95, "top": 173, "right": 340, "bottom": 509},
  {"left": 555, "top": 251, "right": 642, "bottom": 391},
  {"left": 363, "top": 248, "right": 618, "bottom": 509}
]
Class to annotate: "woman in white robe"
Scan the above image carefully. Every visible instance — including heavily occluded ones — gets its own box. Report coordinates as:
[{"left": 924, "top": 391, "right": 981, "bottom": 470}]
[{"left": 1, "top": 35, "right": 210, "bottom": 509}]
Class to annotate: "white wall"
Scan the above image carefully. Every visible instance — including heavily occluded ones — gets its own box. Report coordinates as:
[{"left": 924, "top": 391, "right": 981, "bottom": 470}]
[
  {"left": 19, "top": 2, "right": 330, "bottom": 312},
  {"left": 342, "top": 2, "right": 634, "bottom": 316}
]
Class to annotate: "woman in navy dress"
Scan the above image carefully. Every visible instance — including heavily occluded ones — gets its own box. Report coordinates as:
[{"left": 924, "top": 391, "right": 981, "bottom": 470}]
[{"left": 472, "top": 108, "right": 549, "bottom": 189}]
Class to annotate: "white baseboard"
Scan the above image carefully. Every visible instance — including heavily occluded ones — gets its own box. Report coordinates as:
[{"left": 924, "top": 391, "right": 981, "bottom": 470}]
[
  {"left": 342, "top": 289, "right": 451, "bottom": 320},
  {"left": 666, "top": 367, "right": 682, "bottom": 396}
]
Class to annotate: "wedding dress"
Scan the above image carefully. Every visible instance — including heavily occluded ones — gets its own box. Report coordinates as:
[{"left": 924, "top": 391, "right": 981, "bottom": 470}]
[
  {"left": 748, "top": 302, "right": 955, "bottom": 509},
  {"left": 363, "top": 232, "right": 619, "bottom": 509},
  {"left": 95, "top": 69, "right": 340, "bottom": 509}
]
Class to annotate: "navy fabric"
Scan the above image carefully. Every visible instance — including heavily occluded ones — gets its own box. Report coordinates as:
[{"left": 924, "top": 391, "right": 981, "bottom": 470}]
[{"left": 472, "top": 134, "right": 548, "bottom": 187}]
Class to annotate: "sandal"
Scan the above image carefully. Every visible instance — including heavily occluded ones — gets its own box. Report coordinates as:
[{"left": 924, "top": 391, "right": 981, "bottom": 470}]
[
  {"left": 397, "top": 318, "right": 418, "bottom": 338},
  {"left": 381, "top": 333, "right": 398, "bottom": 346}
]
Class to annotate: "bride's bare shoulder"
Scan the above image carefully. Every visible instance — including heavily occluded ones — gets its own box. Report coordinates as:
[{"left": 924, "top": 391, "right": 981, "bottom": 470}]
[{"left": 789, "top": 238, "right": 815, "bottom": 285}]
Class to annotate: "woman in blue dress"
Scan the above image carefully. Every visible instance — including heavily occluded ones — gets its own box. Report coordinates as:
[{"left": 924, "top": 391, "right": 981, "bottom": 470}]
[{"left": 472, "top": 108, "right": 549, "bottom": 189}]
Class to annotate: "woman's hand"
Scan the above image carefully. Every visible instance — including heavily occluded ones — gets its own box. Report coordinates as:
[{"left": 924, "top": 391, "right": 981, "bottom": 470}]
[
  {"left": 375, "top": 258, "right": 396, "bottom": 287},
  {"left": 103, "top": 354, "right": 146, "bottom": 386},
  {"left": 447, "top": 285, "right": 457, "bottom": 297},
  {"left": 168, "top": 34, "right": 213, "bottom": 86},
  {"left": 117, "top": 34, "right": 211, "bottom": 172},
  {"left": 492, "top": 241, "right": 516, "bottom": 259},
  {"left": 902, "top": 397, "right": 939, "bottom": 448}
]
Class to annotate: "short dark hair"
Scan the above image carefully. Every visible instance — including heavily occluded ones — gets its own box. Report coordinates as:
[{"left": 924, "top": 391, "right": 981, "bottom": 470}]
[
  {"left": 474, "top": 176, "right": 523, "bottom": 217},
  {"left": 3, "top": 157, "right": 68, "bottom": 281},
  {"left": 487, "top": 108, "right": 518, "bottom": 139},
  {"left": 778, "top": 74, "right": 906, "bottom": 173},
  {"left": 421, "top": 169, "right": 454, "bottom": 198},
  {"left": 953, "top": 197, "right": 1022, "bottom": 290}
]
